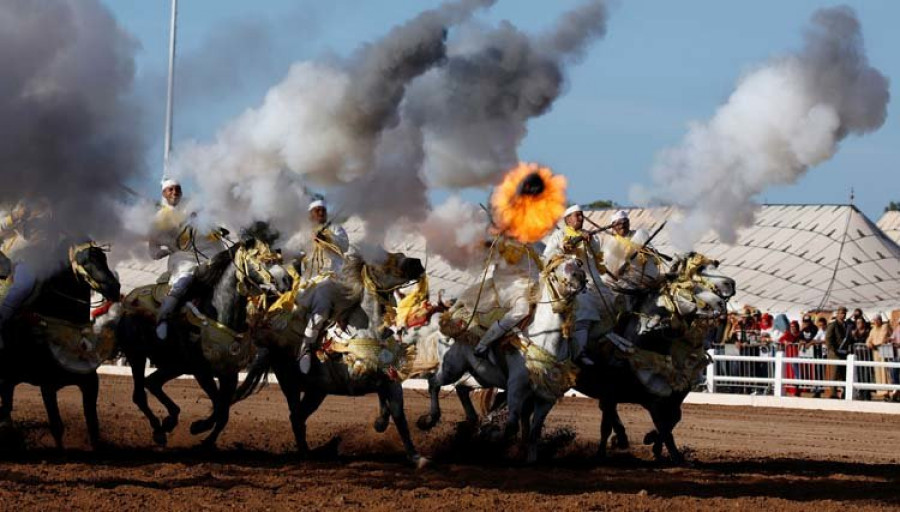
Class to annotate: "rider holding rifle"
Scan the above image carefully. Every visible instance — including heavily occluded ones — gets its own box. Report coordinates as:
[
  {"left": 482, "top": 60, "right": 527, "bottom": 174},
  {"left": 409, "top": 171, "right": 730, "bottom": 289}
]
[{"left": 543, "top": 205, "right": 618, "bottom": 365}]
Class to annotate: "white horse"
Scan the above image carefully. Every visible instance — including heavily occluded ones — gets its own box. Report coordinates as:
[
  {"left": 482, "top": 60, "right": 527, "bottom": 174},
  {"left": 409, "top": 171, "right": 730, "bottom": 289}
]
[{"left": 416, "top": 255, "right": 586, "bottom": 463}]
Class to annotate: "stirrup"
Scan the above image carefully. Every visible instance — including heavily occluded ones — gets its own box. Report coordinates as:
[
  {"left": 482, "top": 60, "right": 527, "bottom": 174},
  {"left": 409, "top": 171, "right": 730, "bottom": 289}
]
[{"left": 298, "top": 353, "right": 312, "bottom": 374}]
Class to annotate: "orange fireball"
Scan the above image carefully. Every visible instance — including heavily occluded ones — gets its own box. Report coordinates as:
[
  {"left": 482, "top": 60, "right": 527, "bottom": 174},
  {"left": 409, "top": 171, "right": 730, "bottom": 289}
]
[{"left": 491, "top": 162, "right": 567, "bottom": 243}]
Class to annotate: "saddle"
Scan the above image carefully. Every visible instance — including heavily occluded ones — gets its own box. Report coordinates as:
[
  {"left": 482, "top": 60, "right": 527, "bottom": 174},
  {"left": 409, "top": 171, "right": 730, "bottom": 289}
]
[
  {"left": 321, "top": 335, "right": 417, "bottom": 382},
  {"left": 28, "top": 313, "right": 116, "bottom": 375},
  {"left": 122, "top": 284, "right": 255, "bottom": 375},
  {"left": 122, "top": 283, "right": 170, "bottom": 317}
]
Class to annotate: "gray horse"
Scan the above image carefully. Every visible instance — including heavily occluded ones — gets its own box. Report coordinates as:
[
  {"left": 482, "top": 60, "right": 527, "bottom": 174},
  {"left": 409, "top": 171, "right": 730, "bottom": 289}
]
[
  {"left": 235, "top": 251, "right": 428, "bottom": 466},
  {"left": 416, "top": 255, "right": 586, "bottom": 463}
]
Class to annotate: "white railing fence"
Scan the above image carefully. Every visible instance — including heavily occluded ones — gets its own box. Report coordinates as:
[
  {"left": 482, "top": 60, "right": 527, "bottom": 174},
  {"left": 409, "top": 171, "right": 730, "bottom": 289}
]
[{"left": 705, "top": 343, "right": 900, "bottom": 401}]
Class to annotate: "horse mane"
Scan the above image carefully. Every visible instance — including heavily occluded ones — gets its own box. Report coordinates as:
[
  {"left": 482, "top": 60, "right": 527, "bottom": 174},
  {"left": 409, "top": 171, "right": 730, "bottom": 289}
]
[{"left": 189, "top": 244, "right": 240, "bottom": 295}]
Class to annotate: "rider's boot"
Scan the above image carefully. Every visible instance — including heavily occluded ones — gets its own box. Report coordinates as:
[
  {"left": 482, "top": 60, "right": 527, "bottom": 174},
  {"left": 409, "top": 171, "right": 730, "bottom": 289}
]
[
  {"left": 474, "top": 321, "right": 508, "bottom": 359},
  {"left": 155, "top": 295, "right": 180, "bottom": 341}
]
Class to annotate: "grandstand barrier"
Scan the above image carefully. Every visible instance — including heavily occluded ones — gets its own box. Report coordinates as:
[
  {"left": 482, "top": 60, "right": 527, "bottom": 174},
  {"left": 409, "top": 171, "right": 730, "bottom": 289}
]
[{"left": 705, "top": 343, "right": 900, "bottom": 401}]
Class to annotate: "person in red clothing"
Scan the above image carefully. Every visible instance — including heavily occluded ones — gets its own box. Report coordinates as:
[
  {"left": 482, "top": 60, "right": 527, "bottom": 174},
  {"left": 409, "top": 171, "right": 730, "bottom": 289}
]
[{"left": 779, "top": 320, "right": 802, "bottom": 396}]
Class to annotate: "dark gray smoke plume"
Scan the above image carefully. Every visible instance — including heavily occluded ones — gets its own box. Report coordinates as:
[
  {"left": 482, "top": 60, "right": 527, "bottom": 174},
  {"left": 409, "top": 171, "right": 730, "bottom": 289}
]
[
  {"left": 174, "top": 0, "right": 496, "bottom": 241},
  {"left": 0, "top": 0, "right": 144, "bottom": 273},
  {"left": 336, "top": 0, "right": 609, "bottom": 262},
  {"left": 633, "top": 6, "right": 890, "bottom": 250}
]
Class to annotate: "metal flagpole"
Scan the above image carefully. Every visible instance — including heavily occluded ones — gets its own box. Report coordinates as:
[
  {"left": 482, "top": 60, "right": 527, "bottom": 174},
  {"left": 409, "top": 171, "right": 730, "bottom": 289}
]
[{"left": 163, "top": 0, "right": 178, "bottom": 178}]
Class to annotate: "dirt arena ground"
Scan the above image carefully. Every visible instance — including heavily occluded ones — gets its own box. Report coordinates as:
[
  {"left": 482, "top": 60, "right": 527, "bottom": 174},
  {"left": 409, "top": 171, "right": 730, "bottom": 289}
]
[{"left": 0, "top": 376, "right": 898, "bottom": 511}]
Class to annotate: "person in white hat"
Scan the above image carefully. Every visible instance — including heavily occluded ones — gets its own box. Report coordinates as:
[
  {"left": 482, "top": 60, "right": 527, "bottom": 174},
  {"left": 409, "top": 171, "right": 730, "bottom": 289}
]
[
  {"left": 148, "top": 178, "right": 224, "bottom": 340},
  {"left": 542, "top": 204, "right": 620, "bottom": 365},
  {"left": 601, "top": 209, "right": 660, "bottom": 291},
  {"left": 296, "top": 197, "right": 350, "bottom": 373}
]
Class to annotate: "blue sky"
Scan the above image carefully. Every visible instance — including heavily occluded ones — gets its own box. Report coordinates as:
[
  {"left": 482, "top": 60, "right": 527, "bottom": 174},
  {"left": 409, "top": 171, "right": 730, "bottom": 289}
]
[{"left": 105, "top": 0, "right": 899, "bottom": 221}]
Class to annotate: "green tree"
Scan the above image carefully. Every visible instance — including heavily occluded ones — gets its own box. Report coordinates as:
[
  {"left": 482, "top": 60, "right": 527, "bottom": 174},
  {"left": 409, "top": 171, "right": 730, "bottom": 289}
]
[
  {"left": 885, "top": 201, "right": 900, "bottom": 212},
  {"left": 585, "top": 199, "right": 617, "bottom": 209}
]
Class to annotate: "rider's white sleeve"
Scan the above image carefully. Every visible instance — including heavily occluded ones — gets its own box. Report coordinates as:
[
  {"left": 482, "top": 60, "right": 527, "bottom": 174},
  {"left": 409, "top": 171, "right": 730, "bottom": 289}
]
[
  {"left": 542, "top": 229, "right": 564, "bottom": 261},
  {"left": 497, "top": 294, "right": 532, "bottom": 331}
]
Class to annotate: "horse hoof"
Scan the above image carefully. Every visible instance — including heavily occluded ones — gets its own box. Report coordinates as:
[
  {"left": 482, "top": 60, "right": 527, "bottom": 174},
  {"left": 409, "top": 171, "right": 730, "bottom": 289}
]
[
  {"left": 161, "top": 415, "right": 180, "bottom": 433},
  {"left": 611, "top": 434, "right": 630, "bottom": 450},
  {"left": 416, "top": 414, "right": 437, "bottom": 431},
  {"left": 411, "top": 455, "right": 431, "bottom": 470},
  {"left": 152, "top": 430, "right": 168, "bottom": 447},
  {"left": 190, "top": 419, "right": 214, "bottom": 436},
  {"left": 373, "top": 417, "right": 389, "bottom": 433}
]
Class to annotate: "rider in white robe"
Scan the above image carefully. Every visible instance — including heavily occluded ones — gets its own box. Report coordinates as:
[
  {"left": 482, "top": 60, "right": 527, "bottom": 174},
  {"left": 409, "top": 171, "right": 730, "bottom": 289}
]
[
  {"left": 471, "top": 236, "right": 542, "bottom": 359},
  {"left": 296, "top": 198, "right": 351, "bottom": 374},
  {"left": 149, "top": 178, "right": 224, "bottom": 340},
  {"left": 543, "top": 204, "right": 619, "bottom": 364}
]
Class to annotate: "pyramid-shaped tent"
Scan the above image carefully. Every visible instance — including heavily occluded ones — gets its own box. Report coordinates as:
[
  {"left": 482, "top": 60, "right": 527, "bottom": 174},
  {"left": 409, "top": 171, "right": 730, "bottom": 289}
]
[
  {"left": 588, "top": 205, "right": 900, "bottom": 315},
  {"left": 877, "top": 211, "right": 900, "bottom": 246}
]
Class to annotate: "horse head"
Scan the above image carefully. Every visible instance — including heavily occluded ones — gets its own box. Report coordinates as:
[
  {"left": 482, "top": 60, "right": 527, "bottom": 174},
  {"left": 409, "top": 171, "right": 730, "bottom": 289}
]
[
  {"left": 359, "top": 251, "right": 425, "bottom": 293},
  {"left": 542, "top": 254, "right": 587, "bottom": 304},
  {"left": 68, "top": 241, "right": 121, "bottom": 302}
]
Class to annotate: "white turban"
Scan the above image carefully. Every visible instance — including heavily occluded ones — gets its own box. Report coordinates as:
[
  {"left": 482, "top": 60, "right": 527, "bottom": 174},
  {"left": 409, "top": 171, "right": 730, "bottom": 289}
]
[
  {"left": 308, "top": 199, "right": 326, "bottom": 211},
  {"left": 563, "top": 204, "right": 582, "bottom": 218},
  {"left": 161, "top": 178, "right": 180, "bottom": 191},
  {"left": 611, "top": 209, "right": 629, "bottom": 223}
]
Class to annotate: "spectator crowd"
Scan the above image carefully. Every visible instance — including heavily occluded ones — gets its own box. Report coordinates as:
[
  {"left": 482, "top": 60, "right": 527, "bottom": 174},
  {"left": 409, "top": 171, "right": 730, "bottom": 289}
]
[{"left": 711, "top": 306, "right": 900, "bottom": 401}]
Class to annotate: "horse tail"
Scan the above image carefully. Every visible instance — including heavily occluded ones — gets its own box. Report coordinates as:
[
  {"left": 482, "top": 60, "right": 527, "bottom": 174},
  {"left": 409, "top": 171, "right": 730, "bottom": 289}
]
[
  {"left": 233, "top": 347, "right": 271, "bottom": 403},
  {"left": 473, "top": 387, "right": 501, "bottom": 417}
]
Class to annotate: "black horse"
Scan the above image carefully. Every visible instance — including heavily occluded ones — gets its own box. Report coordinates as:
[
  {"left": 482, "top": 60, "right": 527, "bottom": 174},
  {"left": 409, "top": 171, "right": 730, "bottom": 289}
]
[
  {"left": 115, "top": 237, "right": 279, "bottom": 448},
  {"left": 575, "top": 328, "right": 699, "bottom": 463},
  {"left": 0, "top": 241, "right": 121, "bottom": 449}
]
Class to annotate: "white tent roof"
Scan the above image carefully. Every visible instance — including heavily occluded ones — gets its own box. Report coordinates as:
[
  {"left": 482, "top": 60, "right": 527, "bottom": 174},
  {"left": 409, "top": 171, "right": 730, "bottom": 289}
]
[
  {"left": 877, "top": 211, "right": 900, "bottom": 245},
  {"left": 588, "top": 205, "right": 900, "bottom": 315}
]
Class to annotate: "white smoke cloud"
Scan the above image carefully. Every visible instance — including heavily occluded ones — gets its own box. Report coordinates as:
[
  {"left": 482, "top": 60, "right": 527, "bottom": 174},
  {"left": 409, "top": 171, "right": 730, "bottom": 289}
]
[
  {"left": 420, "top": 196, "right": 488, "bottom": 269},
  {"left": 633, "top": 6, "right": 890, "bottom": 250}
]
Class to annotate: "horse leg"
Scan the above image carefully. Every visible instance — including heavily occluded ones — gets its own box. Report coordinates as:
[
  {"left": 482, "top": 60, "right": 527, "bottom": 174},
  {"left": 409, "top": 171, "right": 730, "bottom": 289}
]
[
  {"left": 129, "top": 356, "right": 166, "bottom": 446},
  {"left": 610, "top": 408, "right": 629, "bottom": 449},
  {"left": 143, "top": 367, "right": 182, "bottom": 435},
  {"left": 199, "top": 373, "right": 237, "bottom": 448},
  {"left": 379, "top": 383, "right": 426, "bottom": 468},
  {"left": 455, "top": 385, "right": 480, "bottom": 426},
  {"left": 40, "top": 385, "right": 65, "bottom": 449},
  {"left": 498, "top": 364, "right": 529, "bottom": 442},
  {"left": 291, "top": 389, "right": 326, "bottom": 457},
  {"left": 520, "top": 397, "right": 534, "bottom": 443},
  {"left": 80, "top": 373, "right": 102, "bottom": 449},
  {"left": 416, "top": 352, "right": 467, "bottom": 431},
  {"left": 373, "top": 392, "right": 390, "bottom": 433},
  {"left": 525, "top": 399, "right": 555, "bottom": 464},
  {"left": 657, "top": 402, "right": 684, "bottom": 464},
  {"left": 597, "top": 401, "right": 614, "bottom": 460},
  {"left": 189, "top": 371, "right": 220, "bottom": 435}
]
